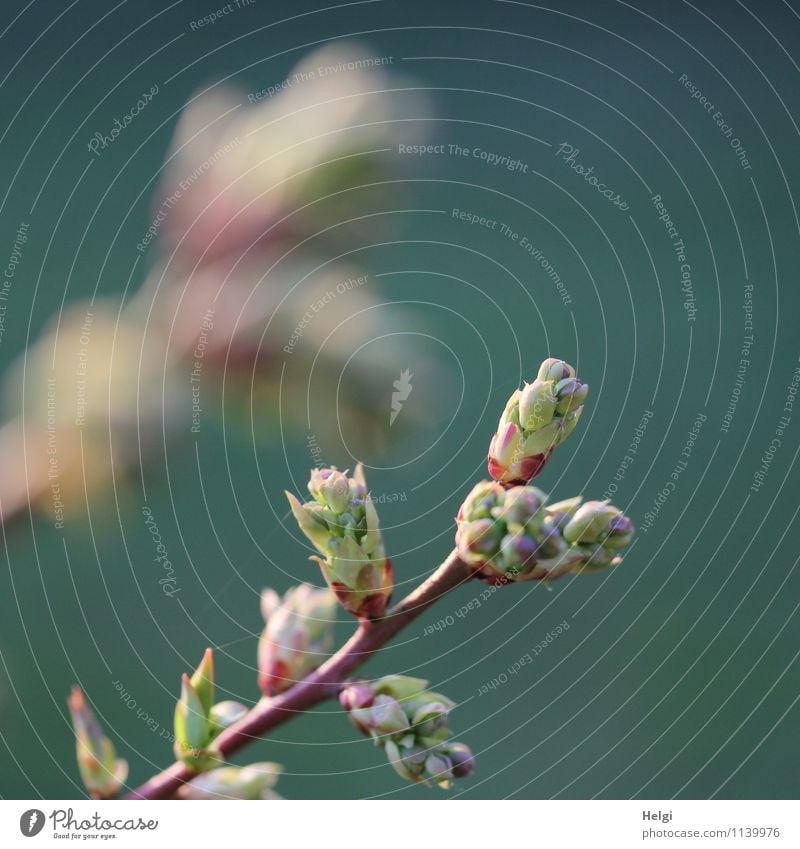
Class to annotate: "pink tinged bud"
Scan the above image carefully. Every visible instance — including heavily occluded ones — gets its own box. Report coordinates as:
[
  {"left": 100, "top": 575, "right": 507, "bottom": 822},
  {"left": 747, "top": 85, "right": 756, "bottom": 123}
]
[
  {"left": 518, "top": 379, "right": 557, "bottom": 431},
  {"left": 492, "top": 421, "right": 523, "bottom": 466},
  {"left": 340, "top": 683, "right": 375, "bottom": 712},
  {"left": 309, "top": 467, "right": 351, "bottom": 513},
  {"left": 537, "top": 357, "right": 575, "bottom": 383},
  {"left": 260, "top": 588, "right": 281, "bottom": 621}
]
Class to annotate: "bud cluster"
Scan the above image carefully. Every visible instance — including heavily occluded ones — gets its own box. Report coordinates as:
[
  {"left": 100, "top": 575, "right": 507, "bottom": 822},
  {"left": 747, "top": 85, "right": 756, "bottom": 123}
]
[
  {"left": 178, "top": 762, "right": 283, "bottom": 800},
  {"left": 286, "top": 465, "right": 393, "bottom": 619},
  {"left": 67, "top": 687, "right": 128, "bottom": 799},
  {"left": 488, "top": 358, "right": 588, "bottom": 485},
  {"left": 173, "top": 649, "right": 247, "bottom": 770},
  {"left": 258, "top": 583, "right": 338, "bottom": 696},
  {"left": 456, "top": 481, "right": 634, "bottom": 583},
  {"left": 339, "top": 675, "right": 474, "bottom": 789}
]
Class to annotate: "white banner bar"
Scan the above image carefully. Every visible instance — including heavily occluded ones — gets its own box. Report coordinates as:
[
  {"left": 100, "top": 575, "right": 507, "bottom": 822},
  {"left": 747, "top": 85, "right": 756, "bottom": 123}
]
[{"left": 0, "top": 800, "right": 797, "bottom": 848}]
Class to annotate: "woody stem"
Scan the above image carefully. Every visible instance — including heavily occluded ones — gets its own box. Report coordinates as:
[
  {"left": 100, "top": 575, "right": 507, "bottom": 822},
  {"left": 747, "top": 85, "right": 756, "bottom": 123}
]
[{"left": 126, "top": 549, "right": 471, "bottom": 800}]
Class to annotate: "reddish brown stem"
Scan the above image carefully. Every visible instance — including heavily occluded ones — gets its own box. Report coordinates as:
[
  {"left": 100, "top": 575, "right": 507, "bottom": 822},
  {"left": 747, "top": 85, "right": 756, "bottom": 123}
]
[{"left": 126, "top": 549, "right": 471, "bottom": 800}]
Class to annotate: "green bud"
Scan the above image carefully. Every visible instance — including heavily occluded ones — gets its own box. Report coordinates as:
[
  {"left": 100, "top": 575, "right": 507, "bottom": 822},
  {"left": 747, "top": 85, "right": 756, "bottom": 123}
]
[
  {"left": 537, "top": 358, "right": 575, "bottom": 382},
  {"left": 174, "top": 674, "right": 210, "bottom": 754},
  {"left": 190, "top": 648, "right": 214, "bottom": 718},
  {"left": 309, "top": 467, "right": 352, "bottom": 513},
  {"left": 519, "top": 380, "right": 557, "bottom": 431},
  {"left": 288, "top": 466, "right": 393, "bottom": 619},
  {"left": 488, "top": 358, "right": 586, "bottom": 485},
  {"left": 350, "top": 694, "right": 410, "bottom": 737},
  {"left": 67, "top": 687, "right": 127, "bottom": 799},
  {"left": 342, "top": 677, "right": 473, "bottom": 789},
  {"left": 373, "top": 675, "right": 429, "bottom": 702},
  {"left": 286, "top": 492, "right": 331, "bottom": 553},
  {"left": 457, "top": 482, "right": 634, "bottom": 583}
]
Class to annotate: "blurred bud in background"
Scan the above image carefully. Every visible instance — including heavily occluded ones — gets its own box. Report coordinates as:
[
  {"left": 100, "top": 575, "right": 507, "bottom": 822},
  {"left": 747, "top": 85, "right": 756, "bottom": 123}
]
[
  {"left": 67, "top": 687, "right": 128, "bottom": 799},
  {"left": 178, "top": 762, "right": 283, "bottom": 800},
  {"left": 0, "top": 43, "right": 433, "bottom": 527}
]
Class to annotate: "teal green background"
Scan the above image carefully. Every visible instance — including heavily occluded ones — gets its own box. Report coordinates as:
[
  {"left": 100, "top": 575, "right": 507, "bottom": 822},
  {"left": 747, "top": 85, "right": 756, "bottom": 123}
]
[{"left": 1, "top": 0, "right": 799, "bottom": 799}]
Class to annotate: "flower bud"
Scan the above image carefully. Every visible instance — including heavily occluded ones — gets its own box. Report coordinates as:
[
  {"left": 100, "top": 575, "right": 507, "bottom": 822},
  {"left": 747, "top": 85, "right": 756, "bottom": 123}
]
[
  {"left": 258, "top": 583, "right": 337, "bottom": 695},
  {"left": 339, "top": 682, "right": 375, "bottom": 712},
  {"left": 488, "top": 357, "right": 587, "bottom": 485},
  {"left": 178, "top": 762, "right": 283, "bottom": 800},
  {"left": 287, "top": 464, "right": 393, "bottom": 619},
  {"left": 67, "top": 687, "right": 128, "bottom": 799},
  {"left": 349, "top": 694, "right": 410, "bottom": 736},
  {"left": 340, "top": 676, "right": 472, "bottom": 789},
  {"left": 456, "top": 483, "right": 634, "bottom": 582},
  {"left": 173, "top": 650, "right": 225, "bottom": 771},
  {"left": 445, "top": 742, "right": 475, "bottom": 778}
]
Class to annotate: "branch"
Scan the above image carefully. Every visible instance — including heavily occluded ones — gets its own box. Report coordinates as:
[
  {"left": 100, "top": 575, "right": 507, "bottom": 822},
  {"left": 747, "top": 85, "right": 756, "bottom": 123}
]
[{"left": 126, "top": 548, "right": 471, "bottom": 799}]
